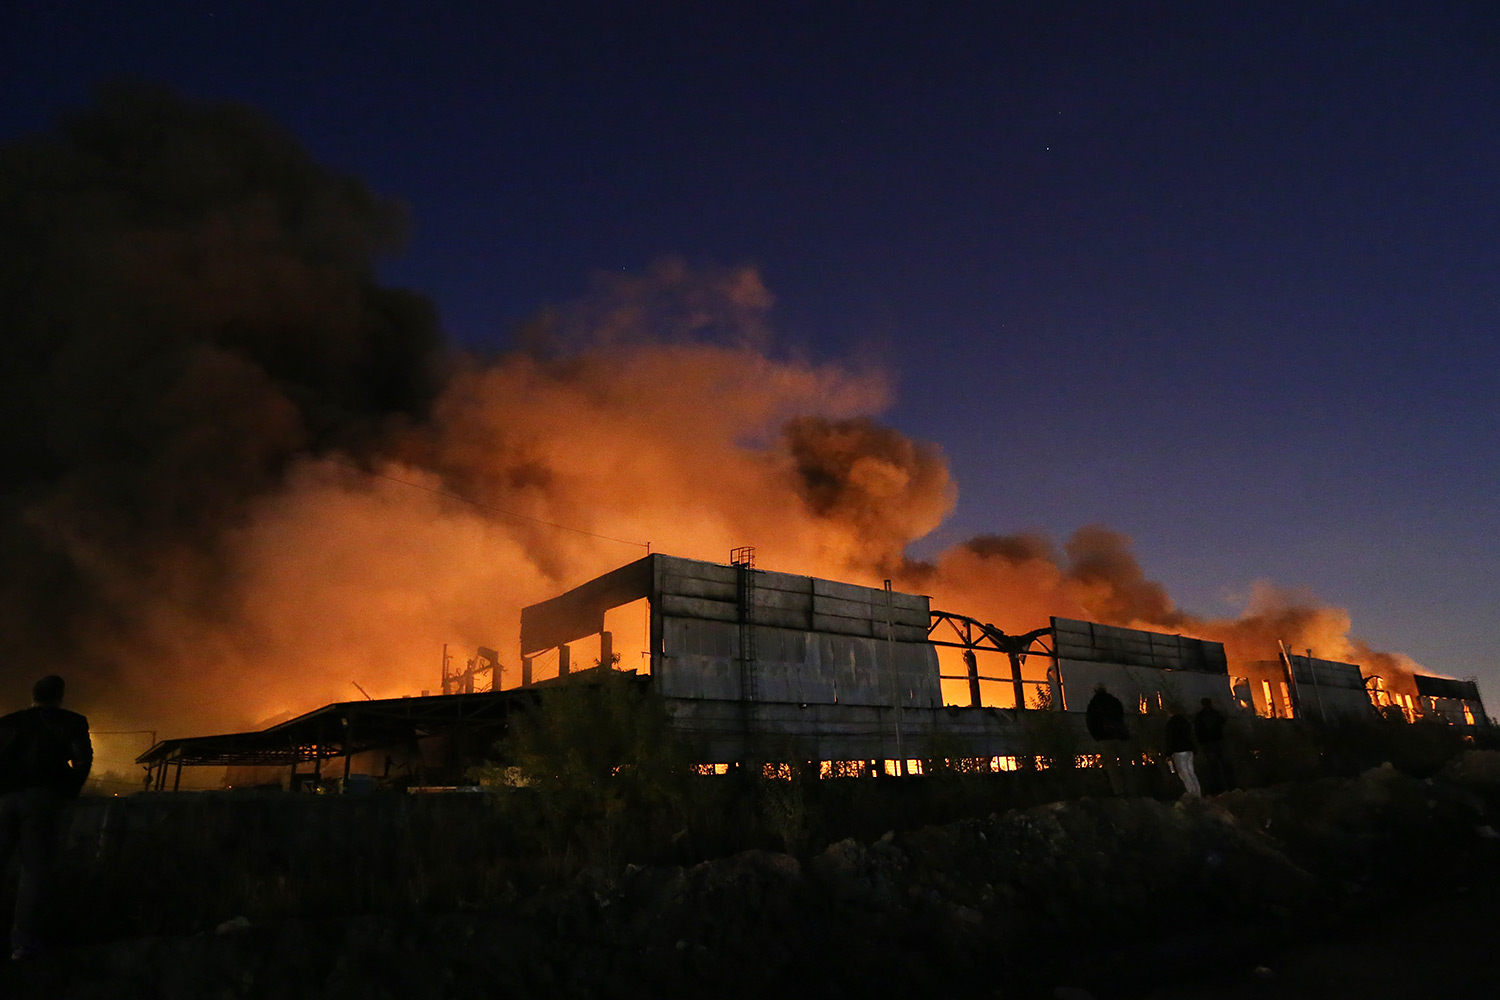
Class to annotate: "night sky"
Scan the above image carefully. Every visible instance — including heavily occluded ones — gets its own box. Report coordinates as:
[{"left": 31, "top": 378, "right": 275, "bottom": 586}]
[{"left": 4, "top": 2, "right": 1497, "bottom": 697}]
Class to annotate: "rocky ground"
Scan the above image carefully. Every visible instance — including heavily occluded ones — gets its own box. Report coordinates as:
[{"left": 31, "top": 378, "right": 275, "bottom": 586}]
[{"left": 4, "top": 752, "right": 1499, "bottom": 1000}]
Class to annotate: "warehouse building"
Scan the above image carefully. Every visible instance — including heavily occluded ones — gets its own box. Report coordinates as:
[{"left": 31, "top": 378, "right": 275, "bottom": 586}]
[{"left": 139, "top": 552, "right": 1488, "bottom": 788}]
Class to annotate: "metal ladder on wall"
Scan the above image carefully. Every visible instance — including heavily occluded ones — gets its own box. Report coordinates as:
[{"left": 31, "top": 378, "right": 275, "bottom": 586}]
[{"left": 731, "top": 546, "right": 758, "bottom": 703}]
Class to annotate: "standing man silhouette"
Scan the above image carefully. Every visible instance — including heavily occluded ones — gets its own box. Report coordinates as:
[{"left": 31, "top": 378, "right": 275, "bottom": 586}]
[
  {"left": 0, "top": 675, "right": 93, "bottom": 960},
  {"left": 1194, "top": 696, "right": 1234, "bottom": 794},
  {"left": 1086, "top": 682, "right": 1132, "bottom": 795}
]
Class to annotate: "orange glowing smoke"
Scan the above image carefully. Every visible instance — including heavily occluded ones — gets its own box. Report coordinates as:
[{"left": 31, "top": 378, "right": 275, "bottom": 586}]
[
  {"left": 198, "top": 270, "right": 1418, "bottom": 729},
  {"left": 900, "top": 534, "right": 1423, "bottom": 696},
  {"left": 195, "top": 268, "right": 958, "bottom": 729},
  {"left": 0, "top": 88, "right": 1424, "bottom": 739}
]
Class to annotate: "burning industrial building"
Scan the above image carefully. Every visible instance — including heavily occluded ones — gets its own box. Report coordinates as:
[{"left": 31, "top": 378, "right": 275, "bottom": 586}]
[
  {"left": 1, "top": 87, "right": 1482, "bottom": 784},
  {"left": 138, "top": 549, "right": 1489, "bottom": 791}
]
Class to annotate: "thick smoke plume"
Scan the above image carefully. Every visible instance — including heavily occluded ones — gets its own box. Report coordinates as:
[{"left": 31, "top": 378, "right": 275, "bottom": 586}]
[
  {"left": 0, "top": 88, "right": 1418, "bottom": 738},
  {"left": 898, "top": 531, "right": 1418, "bottom": 690},
  {"left": 0, "top": 84, "right": 444, "bottom": 730}
]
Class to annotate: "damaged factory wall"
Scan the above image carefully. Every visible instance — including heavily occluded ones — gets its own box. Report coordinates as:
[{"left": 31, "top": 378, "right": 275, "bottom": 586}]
[
  {"left": 1244, "top": 655, "right": 1375, "bottom": 722},
  {"left": 517, "top": 554, "right": 941, "bottom": 709},
  {"left": 1414, "top": 675, "right": 1490, "bottom": 727},
  {"left": 1051, "top": 617, "right": 1235, "bottom": 714},
  {"left": 655, "top": 556, "right": 949, "bottom": 764},
  {"left": 1287, "top": 653, "right": 1375, "bottom": 722},
  {"left": 515, "top": 557, "right": 1490, "bottom": 769},
  {"left": 519, "top": 554, "right": 963, "bottom": 763},
  {"left": 651, "top": 556, "right": 938, "bottom": 707}
]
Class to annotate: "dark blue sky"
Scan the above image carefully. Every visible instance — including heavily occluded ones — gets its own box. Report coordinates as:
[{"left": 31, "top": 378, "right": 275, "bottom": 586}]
[{"left": 5, "top": 2, "right": 1497, "bottom": 691}]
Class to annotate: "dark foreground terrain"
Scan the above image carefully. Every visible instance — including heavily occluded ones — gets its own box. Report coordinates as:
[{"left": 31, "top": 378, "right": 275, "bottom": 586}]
[
  {"left": 1146, "top": 870, "right": 1498, "bottom": 999},
  {"left": 4, "top": 752, "right": 1499, "bottom": 1000}
]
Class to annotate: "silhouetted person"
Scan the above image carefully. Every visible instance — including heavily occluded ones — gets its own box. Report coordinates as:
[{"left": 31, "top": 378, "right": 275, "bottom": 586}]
[
  {"left": 1164, "top": 709, "right": 1201, "bottom": 798},
  {"left": 1086, "top": 683, "right": 1131, "bottom": 795},
  {"left": 0, "top": 675, "right": 92, "bottom": 959},
  {"left": 1194, "top": 696, "right": 1234, "bottom": 794}
]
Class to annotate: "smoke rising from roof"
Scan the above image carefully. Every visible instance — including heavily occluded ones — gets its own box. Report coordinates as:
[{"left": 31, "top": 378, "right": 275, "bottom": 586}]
[{"left": 0, "top": 88, "right": 1421, "bottom": 733}]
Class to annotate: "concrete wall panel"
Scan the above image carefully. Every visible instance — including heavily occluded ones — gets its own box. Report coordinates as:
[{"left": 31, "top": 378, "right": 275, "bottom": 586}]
[
  {"left": 755, "top": 569, "right": 814, "bottom": 595},
  {"left": 754, "top": 607, "right": 814, "bottom": 630},
  {"left": 658, "top": 593, "right": 738, "bottom": 623},
  {"left": 661, "top": 573, "right": 738, "bottom": 602},
  {"left": 1053, "top": 617, "right": 1228, "bottom": 674},
  {"left": 1058, "top": 658, "right": 1237, "bottom": 718},
  {"left": 657, "top": 618, "right": 939, "bottom": 709}
]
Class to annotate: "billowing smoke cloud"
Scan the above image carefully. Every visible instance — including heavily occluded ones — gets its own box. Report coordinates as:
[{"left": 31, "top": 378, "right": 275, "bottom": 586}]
[
  {"left": 0, "top": 84, "right": 442, "bottom": 726},
  {"left": 902, "top": 527, "right": 1186, "bottom": 631},
  {"left": 897, "top": 528, "right": 1418, "bottom": 690},
  {"left": 0, "top": 87, "right": 1419, "bottom": 737}
]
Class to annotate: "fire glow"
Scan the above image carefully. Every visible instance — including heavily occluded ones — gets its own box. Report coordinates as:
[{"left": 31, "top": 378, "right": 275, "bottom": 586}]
[{"left": 0, "top": 88, "right": 1432, "bottom": 740}]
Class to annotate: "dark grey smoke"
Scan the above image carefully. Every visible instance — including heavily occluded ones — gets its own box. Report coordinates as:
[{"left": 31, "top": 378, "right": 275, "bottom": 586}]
[
  {"left": 783, "top": 414, "right": 953, "bottom": 563},
  {"left": 0, "top": 84, "right": 444, "bottom": 714}
]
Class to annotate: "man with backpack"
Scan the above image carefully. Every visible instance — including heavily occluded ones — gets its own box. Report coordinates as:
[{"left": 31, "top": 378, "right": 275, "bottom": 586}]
[{"left": 0, "top": 675, "right": 93, "bottom": 960}]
